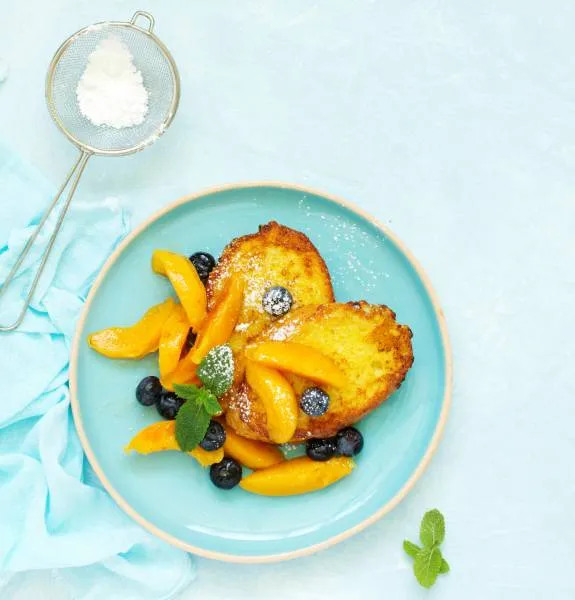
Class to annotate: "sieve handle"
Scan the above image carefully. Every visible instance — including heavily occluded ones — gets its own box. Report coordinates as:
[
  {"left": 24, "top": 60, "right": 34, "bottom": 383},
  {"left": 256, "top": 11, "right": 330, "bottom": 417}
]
[
  {"left": 0, "top": 151, "right": 91, "bottom": 332},
  {"left": 130, "top": 11, "right": 155, "bottom": 33}
]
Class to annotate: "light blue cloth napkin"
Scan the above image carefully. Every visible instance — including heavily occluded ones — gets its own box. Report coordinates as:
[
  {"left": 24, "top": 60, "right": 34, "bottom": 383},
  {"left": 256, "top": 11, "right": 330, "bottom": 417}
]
[{"left": 0, "top": 145, "right": 196, "bottom": 599}]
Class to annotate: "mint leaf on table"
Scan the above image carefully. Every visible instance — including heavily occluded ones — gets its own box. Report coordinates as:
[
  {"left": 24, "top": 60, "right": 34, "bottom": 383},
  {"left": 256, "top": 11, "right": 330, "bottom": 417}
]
[
  {"left": 174, "top": 398, "right": 211, "bottom": 452},
  {"left": 403, "top": 540, "right": 421, "bottom": 559},
  {"left": 420, "top": 509, "right": 445, "bottom": 548},
  {"left": 413, "top": 546, "right": 443, "bottom": 589},
  {"left": 404, "top": 508, "right": 449, "bottom": 589},
  {"left": 197, "top": 345, "right": 234, "bottom": 398}
]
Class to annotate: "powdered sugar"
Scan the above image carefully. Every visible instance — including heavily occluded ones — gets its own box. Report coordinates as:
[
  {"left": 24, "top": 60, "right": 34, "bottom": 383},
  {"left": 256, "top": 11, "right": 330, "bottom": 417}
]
[
  {"left": 279, "top": 443, "right": 300, "bottom": 454},
  {"left": 229, "top": 383, "right": 251, "bottom": 423},
  {"left": 267, "top": 321, "right": 298, "bottom": 341},
  {"left": 201, "top": 345, "right": 234, "bottom": 391},
  {"left": 76, "top": 37, "right": 148, "bottom": 128},
  {"left": 293, "top": 197, "right": 383, "bottom": 294}
]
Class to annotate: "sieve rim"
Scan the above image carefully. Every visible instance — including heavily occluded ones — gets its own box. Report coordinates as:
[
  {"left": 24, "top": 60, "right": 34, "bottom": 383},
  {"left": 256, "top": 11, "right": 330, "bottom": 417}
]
[{"left": 45, "top": 18, "right": 181, "bottom": 156}]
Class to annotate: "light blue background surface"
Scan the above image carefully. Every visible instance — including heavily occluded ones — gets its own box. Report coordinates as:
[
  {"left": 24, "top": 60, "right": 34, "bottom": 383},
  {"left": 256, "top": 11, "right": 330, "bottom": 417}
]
[{"left": 1, "top": 1, "right": 574, "bottom": 598}]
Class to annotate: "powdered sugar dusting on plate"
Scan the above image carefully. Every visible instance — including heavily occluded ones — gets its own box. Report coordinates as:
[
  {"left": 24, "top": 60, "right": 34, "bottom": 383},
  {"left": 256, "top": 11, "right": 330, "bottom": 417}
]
[{"left": 295, "top": 195, "right": 384, "bottom": 293}]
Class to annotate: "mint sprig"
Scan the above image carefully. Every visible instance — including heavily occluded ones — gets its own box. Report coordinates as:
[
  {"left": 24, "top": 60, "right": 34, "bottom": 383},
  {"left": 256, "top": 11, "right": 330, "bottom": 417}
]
[
  {"left": 175, "top": 395, "right": 211, "bottom": 451},
  {"left": 404, "top": 509, "right": 449, "bottom": 589},
  {"left": 173, "top": 348, "right": 234, "bottom": 452},
  {"left": 174, "top": 383, "right": 220, "bottom": 410},
  {"left": 174, "top": 384, "right": 222, "bottom": 451}
]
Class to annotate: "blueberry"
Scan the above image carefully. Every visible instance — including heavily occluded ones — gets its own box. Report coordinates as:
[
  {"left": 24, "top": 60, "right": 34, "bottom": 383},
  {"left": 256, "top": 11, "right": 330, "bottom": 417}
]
[
  {"left": 335, "top": 427, "right": 364, "bottom": 456},
  {"left": 200, "top": 420, "right": 226, "bottom": 451},
  {"left": 262, "top": 286, "right": 293, "bottom": 317},
  {"left": 135, "top": 376, "right": 163, "bottom": 407},
  {"left": 156, "top": 392, "right": 185, "bottom": 420},
  {"left": 189, "top": 252, "right": 216, "bottom": 284},
  {"left": 300, "top": 387, "right": 330, "bottom": 417},
  {"left": 186, "top": 328, "right": 197, "bottom": 348},
  {"left": 209, "top": 457, "right": 242, "bottom": 490},
  {"left": 306, "top": 438, "right": 337, "bottom": 461}
]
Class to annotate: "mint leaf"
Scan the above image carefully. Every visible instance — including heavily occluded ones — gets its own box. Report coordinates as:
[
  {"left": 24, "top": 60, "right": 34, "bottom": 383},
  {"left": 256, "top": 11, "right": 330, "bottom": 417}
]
[
  {"left": 198, "top": 388, "right": 222, "bottom": 416},
  {"left": 173, "top": 383, "right": 221, "bottom": 415},
  {"left": 403, "top": 540, "right": 421, "bottom": 559},
  {"left": 405, "top": 508, "right": 450, "bottom": 588},
  {"left": 414, "top": 546, "right": 443, "bottom": 589},
  {"left": 175, "top": 400, "right": 211, "bottom": 451},
  {"left": 173, "top": 383, "right": 221, "bottom": 450},
  {"left": 197, "top": 345, "right": 234, "bottom": 398},
  {"left": 173, "top": 383, "right": 201, "bottom": 403},
  {"left": 420, "top": 509, "right": 445, "bottom": 547}
]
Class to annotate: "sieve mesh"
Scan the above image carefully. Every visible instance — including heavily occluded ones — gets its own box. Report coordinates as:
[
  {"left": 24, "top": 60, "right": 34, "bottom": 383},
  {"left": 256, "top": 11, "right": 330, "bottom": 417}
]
[
  {"left": 47, "top": 22, "right": 178, "bottom": 155},
  {"left": 0, "top": 13, "right": 179, "bottom": 332}
]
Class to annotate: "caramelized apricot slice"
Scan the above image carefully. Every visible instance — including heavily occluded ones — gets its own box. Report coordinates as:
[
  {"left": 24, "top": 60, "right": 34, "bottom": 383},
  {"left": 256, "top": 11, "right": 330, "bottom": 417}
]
[
  {"left": 190, "top": 446, "right": 224, "bottom": 467},
  {"left": 245, "top": 341, "right": 346, "bottom": 388},
  {"left": 223, "top": 426, "right": 284, "bottom": 470},
  {"left": 245, "top": 360, "right": 298, "bottom": 444},
  {"left": 125, "top": 421, "right": 223, "bottom": 467},
  {"left": 160, "top": 357, "right": 200, "bottom": 391},
  {"left": 88, "top": 298, "right": 175, "bottom": 359},
  {"left": 240, "top": 456, "right": 354, "bottom": 496},
  {"left": 189, "top": 274, "right": 244, "bottom": 364},
  {"left": 159, "top": 304, "right": 190, "bottom": 380},
  {"left": 152, "top": 250, "right": 207, "bottom": 330}
]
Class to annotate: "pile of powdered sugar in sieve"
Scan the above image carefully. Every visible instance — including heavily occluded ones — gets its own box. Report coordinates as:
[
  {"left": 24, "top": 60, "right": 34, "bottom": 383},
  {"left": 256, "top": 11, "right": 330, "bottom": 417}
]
[{"left": 76, "top": 37, "right": 149, "bottom": 129}]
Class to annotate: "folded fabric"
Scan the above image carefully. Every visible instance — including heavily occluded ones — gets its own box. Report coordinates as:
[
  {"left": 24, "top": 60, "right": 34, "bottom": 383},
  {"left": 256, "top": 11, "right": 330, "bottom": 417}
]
[{"left": 0, "top": 145, "right": 195, "bottom": 599}]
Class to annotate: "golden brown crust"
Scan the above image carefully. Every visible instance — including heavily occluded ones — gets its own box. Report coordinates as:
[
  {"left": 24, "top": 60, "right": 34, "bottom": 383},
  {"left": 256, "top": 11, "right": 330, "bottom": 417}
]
[
  {"left": 207, "top": 221, "right": 334, "bottom": 308},
  {"left": 207, "top": 222, "right": 335, "bottom": 389},
  {"left": 225, "top": 301, "right": 414, "bottom": 442},
  {"left": 207, "top": 222, "right": 414, "bottom": 444}
]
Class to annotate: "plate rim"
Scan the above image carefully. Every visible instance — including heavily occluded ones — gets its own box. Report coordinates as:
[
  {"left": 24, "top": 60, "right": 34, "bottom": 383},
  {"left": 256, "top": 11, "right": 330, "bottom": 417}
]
[{"left": 69, "top": 181, "right": 453, "bottom": 563}]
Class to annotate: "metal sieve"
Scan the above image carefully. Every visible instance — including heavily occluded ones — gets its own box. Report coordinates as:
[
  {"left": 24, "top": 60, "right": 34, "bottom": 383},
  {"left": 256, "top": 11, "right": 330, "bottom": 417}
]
[{"left": 0, "top": 11, "right": 180, "bottom": 331}]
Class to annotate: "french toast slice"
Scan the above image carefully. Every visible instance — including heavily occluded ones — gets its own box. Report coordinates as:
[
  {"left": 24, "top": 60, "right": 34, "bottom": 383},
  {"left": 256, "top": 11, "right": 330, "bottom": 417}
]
[
  {"left": 206, "top": 221, "right": 335, "bottom": 386},
  {"left": 225, "top": 302, "right": 414, "bottom": 442}
]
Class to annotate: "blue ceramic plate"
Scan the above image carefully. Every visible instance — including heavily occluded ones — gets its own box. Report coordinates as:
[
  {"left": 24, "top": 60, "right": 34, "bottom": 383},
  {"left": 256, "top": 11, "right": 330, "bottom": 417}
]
[{"left": 70, "top": 183, "right": 451, "bottom": 562}]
